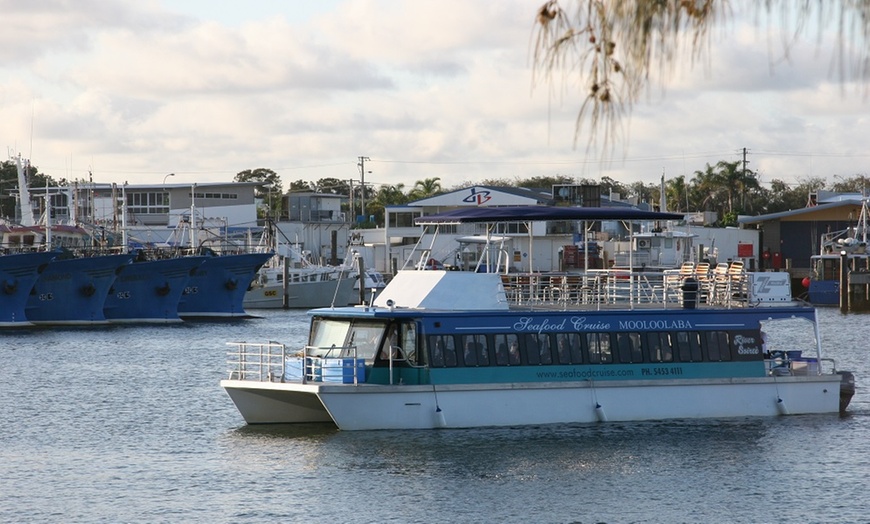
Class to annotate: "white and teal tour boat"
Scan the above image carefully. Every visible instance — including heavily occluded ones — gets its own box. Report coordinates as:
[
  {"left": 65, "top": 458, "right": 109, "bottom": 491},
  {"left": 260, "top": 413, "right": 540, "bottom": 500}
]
[{"left": 221, "top": 206, "right": 855, "bottom": 430}]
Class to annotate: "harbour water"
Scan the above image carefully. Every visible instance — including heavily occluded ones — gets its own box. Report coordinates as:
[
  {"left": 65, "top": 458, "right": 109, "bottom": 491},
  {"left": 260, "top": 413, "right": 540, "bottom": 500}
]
[{"left": 2, "top": 308, "right": 869, "bottom": 523}]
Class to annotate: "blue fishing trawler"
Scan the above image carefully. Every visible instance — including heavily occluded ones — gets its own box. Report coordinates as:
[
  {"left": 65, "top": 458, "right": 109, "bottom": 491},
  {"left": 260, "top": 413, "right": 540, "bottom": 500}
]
[
  {"left": 177, "top": 251, "right": 273, "bottom": 318},
  {"left": 0, "top": 250, "right": 57, "bottom": 326},
  {"left": 103, "top": 252, "right": 207, "bottom": 323},
  {"left": 26, "top": 252, "right": 135, "bottom": 325},
  {"left": 221, "top": 206, "right": 855, "bottom": 430}
]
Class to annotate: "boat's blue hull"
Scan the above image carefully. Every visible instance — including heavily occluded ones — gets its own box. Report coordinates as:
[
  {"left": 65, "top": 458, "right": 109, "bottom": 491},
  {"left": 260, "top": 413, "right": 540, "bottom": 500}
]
[
  {"left": 25, "top": 253, "right": 135, "bottom": 325},
  {"left": 0, "top": 251, "right": 57, "bottom": 326},
  {"left": 103, "top": 256, "right": 207, "bottom": 323},
  {"left": 178, "top": 252, "right": 272, "bottom": 317},
  {"left": 807, "top": 280, "right": 839, "bottom": 306}
]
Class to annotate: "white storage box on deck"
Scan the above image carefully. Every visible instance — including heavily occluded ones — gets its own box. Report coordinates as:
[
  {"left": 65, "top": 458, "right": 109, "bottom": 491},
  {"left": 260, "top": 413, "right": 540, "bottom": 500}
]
[{"left": 790, "top": 358, "right": 820, "bottom": 376}]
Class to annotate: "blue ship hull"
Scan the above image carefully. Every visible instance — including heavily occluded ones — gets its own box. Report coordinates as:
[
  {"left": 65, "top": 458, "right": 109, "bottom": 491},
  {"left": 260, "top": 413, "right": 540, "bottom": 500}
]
[
  {"left": 103, "top": 256, "right": 207, "bottom": 323},
  {"left": 26, "top": 253, "right": 135, "bottom": 325},
  {"left": 807, "top": 280, "right": 839, "bottom": 306},
  {"left": 178, "top": 252, "right": 272, "bottom": 317},
  {"left": 0, "top": 251, "right": 58, "bottom": 326}
]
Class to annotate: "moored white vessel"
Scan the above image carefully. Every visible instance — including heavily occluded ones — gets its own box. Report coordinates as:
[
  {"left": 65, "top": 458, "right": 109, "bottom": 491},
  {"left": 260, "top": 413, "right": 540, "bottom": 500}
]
[{"left": 221, "top": 206, "right": 855, "bottom": 430}]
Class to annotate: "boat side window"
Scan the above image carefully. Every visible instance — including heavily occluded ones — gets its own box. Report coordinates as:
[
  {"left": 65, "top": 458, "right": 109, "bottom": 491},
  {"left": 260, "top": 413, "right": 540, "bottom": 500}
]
[
  {"left": 705, "top": 331, "right": 732, "bottom": 362},
  {"left": 586, "top": 333, "right": 613, "bottom": 364},
  {"left": 429, "top": 335, "right": 457, "bottom": 368},
  {"left": 524, "top": 333, "right": 552, "bottom": 365},
  {"left": 647, "top": 332, "right": 673, "bottom": 363},
  {"left": 461, "top": 334, "right": 490, "bottom": 367},
  {"left": 539, "top": 334, "right": 553, "bottom": 364},
  {"left": 429, "top": 337, "right": 445, "bottom": 367},
  {"left": 675, "top": 331, "right": 703, "bottom": 362},
  {"left": 434, "top": 335, "right": 458, "bottom": 368},
  {"left": 616, "top": 332, "right": 643, "bottom": 363},
  {"left": 477, "top": 335, "right": 491, "bottom": 366},
  {"left": 401, "top": 321, "right": 417, "bottom": 364},
  {"left": 494, "top": 334, "right": 520, "bottom": 366},
  {"left": 556, "top": 333, "right": 582, "bottom": 364}
]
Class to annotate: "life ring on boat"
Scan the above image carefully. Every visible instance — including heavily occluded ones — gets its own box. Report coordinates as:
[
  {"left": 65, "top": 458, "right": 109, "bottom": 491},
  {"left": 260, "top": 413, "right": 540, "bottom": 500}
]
[
  {"left": 80, "top": 283, "right": 97, "bottom": 297},
  {"left": 2, "top": 279, "right": 18, "bottom": 295},
  {"left": 225, "top": 278, "right": 238, "bottom": 291},
  {"left": 155, "top": 282, "right": 171, "bottom": 296}
]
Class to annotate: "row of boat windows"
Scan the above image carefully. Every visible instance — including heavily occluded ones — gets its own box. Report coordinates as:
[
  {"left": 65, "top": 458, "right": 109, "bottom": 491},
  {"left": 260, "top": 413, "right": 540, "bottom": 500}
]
[{"left": 427, "top": 330, "right": 747, "bottom": 368}]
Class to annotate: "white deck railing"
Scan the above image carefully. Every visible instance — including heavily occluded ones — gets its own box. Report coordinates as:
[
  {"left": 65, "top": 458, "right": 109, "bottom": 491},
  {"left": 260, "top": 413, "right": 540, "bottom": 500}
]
[{"left": 499, "top": 265, "right": 752, "bottom": 310}]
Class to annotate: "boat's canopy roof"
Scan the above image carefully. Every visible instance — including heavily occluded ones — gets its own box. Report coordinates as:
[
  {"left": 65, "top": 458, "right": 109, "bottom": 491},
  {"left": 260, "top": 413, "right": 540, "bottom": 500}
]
[{"left": 416, "top": 206, "right": 685, "bottom": 225}]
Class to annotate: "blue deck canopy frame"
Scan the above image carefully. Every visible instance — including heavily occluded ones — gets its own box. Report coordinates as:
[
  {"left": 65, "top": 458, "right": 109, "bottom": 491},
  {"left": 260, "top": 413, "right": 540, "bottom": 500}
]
[{"left": 416, "top": 206, "right": 685, "bottom": 225}]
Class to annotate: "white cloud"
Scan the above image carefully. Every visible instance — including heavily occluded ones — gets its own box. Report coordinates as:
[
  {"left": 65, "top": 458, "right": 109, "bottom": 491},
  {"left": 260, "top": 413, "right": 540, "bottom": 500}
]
[{"left": 0, "top": 0, "right": 867, "bottom": 197}]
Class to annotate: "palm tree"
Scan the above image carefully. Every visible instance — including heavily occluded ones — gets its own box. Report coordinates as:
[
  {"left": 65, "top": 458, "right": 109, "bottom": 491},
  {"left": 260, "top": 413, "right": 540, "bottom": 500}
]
[
  {"left": 691, "top": 163, "right": 722, "bottom": 213},
  {"left": 664, "top": 175, "right": 688, "bottom": 212},
  {"left": 409, "top": 177, "right": 442, "bottom": 200},
  {"left": 363, "top": 184, "right": 408, "bottom": 227}
]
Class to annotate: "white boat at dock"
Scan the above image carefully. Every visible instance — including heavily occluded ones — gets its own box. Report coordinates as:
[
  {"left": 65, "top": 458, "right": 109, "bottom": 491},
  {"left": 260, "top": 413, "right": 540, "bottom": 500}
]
[
  {"left": 221, "top": 206, "right": 855, "bottom": 430},
  {"left": 243, "top": 244, "right": 356, "bottom": 309}
]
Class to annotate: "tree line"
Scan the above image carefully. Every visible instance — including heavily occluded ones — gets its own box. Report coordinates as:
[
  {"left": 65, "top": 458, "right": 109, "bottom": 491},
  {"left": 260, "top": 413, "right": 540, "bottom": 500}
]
[{"left": 2, "top": 159, "right": 867, "bottom": 228}]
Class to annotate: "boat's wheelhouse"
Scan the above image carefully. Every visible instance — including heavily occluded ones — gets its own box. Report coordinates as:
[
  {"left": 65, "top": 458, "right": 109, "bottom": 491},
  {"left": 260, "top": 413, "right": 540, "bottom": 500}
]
[{"left": 305, "top": 314, "right": 427, "bottom": 384}]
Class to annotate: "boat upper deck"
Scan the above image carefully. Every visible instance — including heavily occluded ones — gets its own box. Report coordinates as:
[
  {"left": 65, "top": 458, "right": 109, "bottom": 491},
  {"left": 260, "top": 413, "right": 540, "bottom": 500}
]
[
  {"left": 367, "top": 260, "right": 789, "bottom": 314},
  {"left": 498, "top": 261, "right": 761, "bottom": 311}
]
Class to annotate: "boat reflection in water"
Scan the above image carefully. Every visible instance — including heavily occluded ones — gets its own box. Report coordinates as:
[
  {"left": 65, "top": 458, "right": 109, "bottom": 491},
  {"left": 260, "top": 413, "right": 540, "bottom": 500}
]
[{"left": 221, "top": 206, "right": 856, "bottom": 430}]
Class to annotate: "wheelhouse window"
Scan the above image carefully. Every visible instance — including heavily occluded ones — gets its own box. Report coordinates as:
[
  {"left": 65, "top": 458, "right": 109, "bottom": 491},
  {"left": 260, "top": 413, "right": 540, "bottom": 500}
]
[
  {"left": 308, "top": 317, "right": 388, "bottom": 360},
  {"left": 378, "top": 321, "right": 419, "bottom": 365}
]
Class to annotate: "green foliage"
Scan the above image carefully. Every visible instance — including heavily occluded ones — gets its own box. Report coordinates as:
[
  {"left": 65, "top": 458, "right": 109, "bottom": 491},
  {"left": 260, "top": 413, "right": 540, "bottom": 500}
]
[
  {"left": 288, "top": 179, "right": 314, "bottom": 192},
  {"left": 235, "top": 168, "right": 283, "bottom": 218},
  {"left": 313, "top": 178, "right": 349, "bottom": 195},
  {"left": 0, "top": 159, "right": 58, "bottom": 220},
  {"left": 408, "top": 177, "right": 443, "bottom": 200}
]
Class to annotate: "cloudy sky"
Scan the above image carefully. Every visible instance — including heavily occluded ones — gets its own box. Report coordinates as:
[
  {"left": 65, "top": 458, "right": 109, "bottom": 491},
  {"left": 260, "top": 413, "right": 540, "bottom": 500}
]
[{"left": 2, "top": 0, "right": 868, "bottom": 193}]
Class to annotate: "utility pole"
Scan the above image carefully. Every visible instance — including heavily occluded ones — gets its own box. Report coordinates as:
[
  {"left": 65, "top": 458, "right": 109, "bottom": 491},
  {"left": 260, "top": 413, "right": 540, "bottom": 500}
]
[
  {"left": 348, "top": 178, "right": 355, "bottom": 223},
  {"left": 357, "top": 156, "right": 370, "bottom": 220},
  {"left": 742, "top": 147, "right": 749, "bottom": 210}
]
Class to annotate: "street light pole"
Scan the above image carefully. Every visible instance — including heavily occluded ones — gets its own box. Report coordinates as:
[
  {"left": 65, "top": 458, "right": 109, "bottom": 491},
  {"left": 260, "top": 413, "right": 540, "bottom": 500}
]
[{"left": 163, "top": 173, "right": 175, "bottom": 185}]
